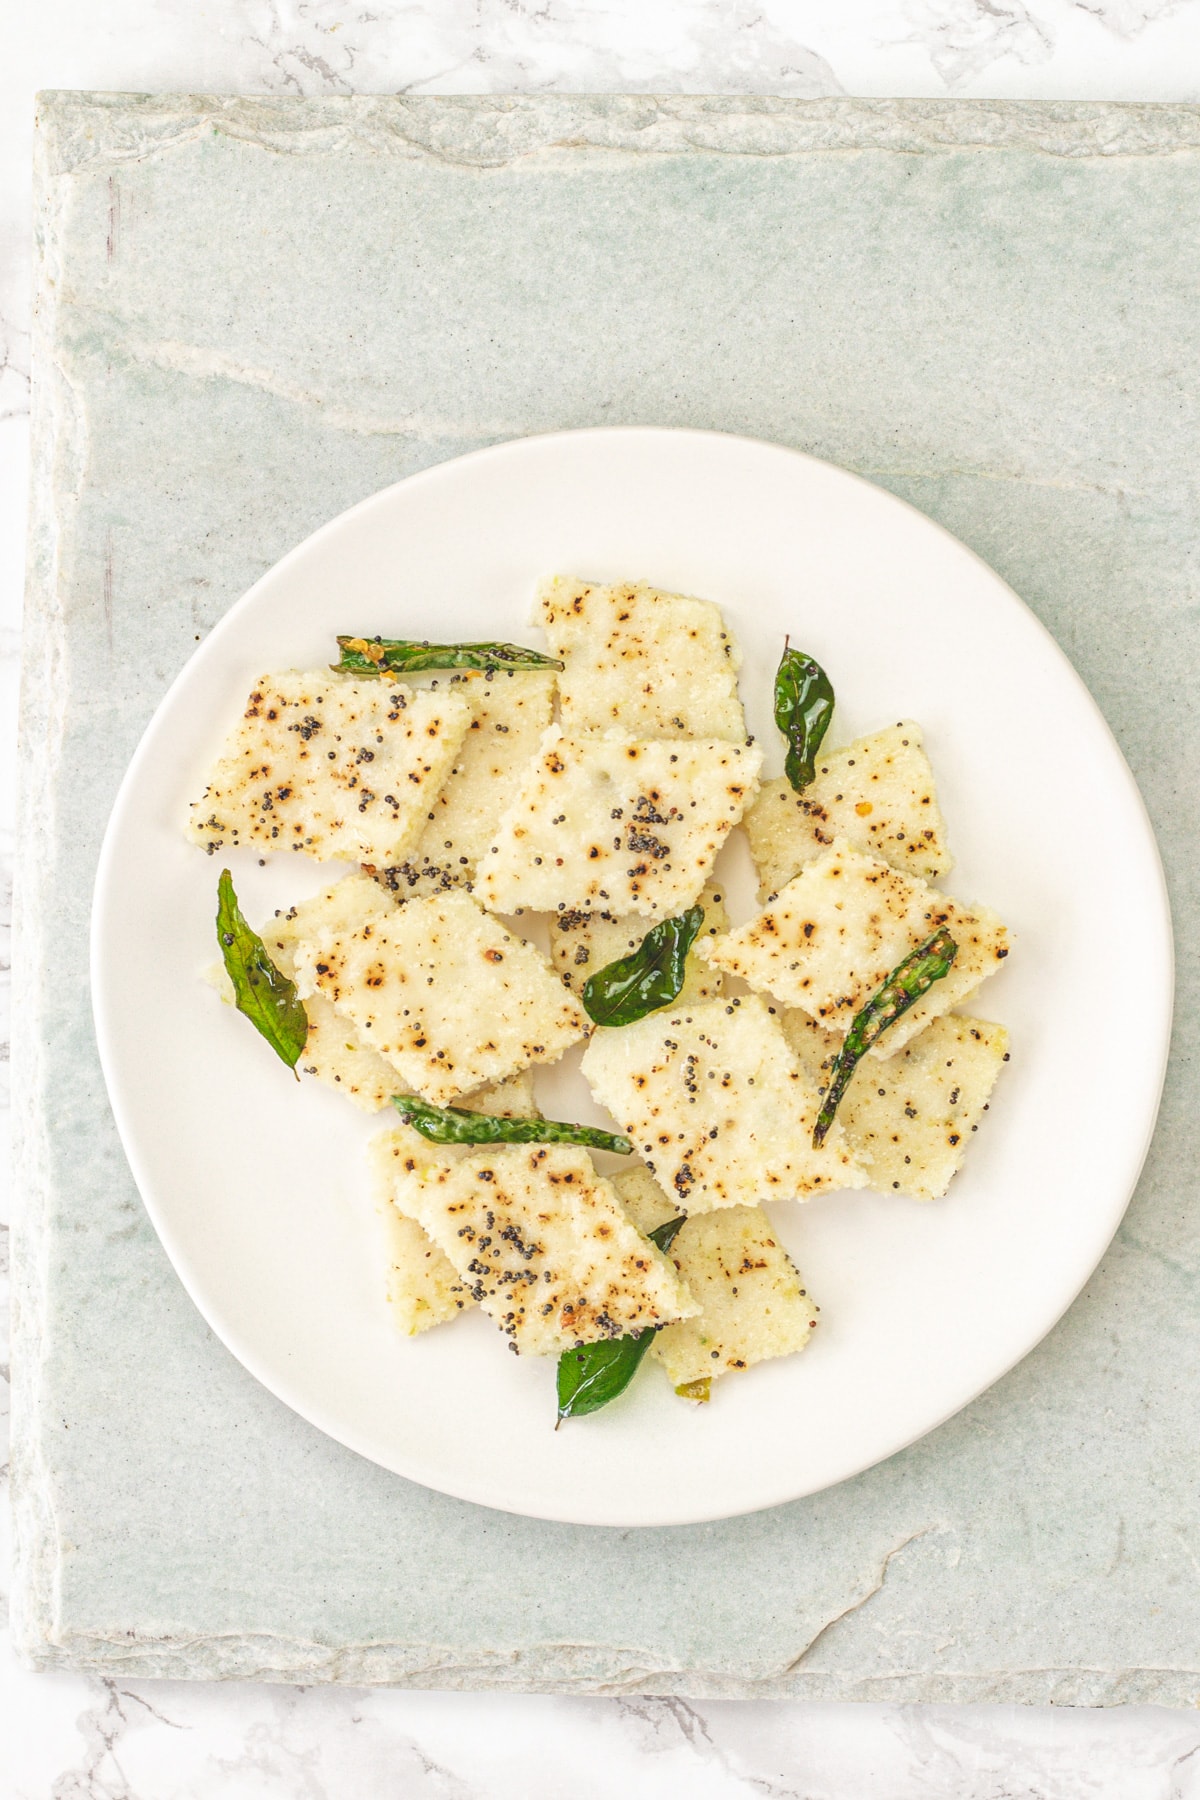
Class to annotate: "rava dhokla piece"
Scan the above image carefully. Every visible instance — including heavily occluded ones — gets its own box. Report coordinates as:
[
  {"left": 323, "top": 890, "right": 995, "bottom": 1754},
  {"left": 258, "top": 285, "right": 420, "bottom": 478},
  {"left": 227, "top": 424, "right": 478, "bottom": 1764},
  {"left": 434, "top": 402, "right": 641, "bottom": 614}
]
[
  {"left": 783, "top": 1011, "right": 1009, "bottom": 1201},
  {"left": 581, "top": 995, "right": 866, "bottom": 1211},
  {"left": 745, "top": 721, "right": 952, "bottom": 898},
  {"left": 371, "top": 1073, "right": 537, "bottom": 1335},
  {"left": 549, "top": 881, "right": 729, "bottom": 1003},
  {"left": 371, "top": 668, "right": 557, "bottom": 900},
  {"left": 704, "top": 840, "right": 1009, "bottom": 1057},
  {"left": 385, "top": 1140, "right": 697, "bottom": 1354},
  {"left": 291, "top": 886, "right": 587, "bottom": 1105},
  {"left": 477, "top": 727, "right": 761, "bottom": 919},
  {"left": 612, "top": 1166, "right": 820, "bottom": 1391},
  {"left": 186, "top": 671, "right": 471, "bottom": 865},
  {"left": 260, "top": 875, "right": 406, "bottom": 1112},
  {"left": 537, "top": 574, "right": 747, "bottom": 741}
]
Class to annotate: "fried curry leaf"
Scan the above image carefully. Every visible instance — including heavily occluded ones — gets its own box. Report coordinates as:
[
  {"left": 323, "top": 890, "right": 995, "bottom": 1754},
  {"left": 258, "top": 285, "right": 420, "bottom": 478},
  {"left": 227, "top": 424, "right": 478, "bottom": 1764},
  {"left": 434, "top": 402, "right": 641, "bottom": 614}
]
[
  {"left": 392, "top": 1094, "right": 632, "bottom": 1155},
  {"left": 334, "top": 635, "right": 562, "bottom": 676},
  {"left": 581, "top": 906, "right": 705, "bottom": 1028},
  {"left": 555, "top": 1217, "right": 685, "bottom": 1424},
  {"left": 216, "top": 869, "right": 308, "bottom": 1071},
  {"left": 774, "top": 642, "right": 835, "bottom": 792},
  {"left": 812, "top": 926, "right": 958, "bottom": 1147}
]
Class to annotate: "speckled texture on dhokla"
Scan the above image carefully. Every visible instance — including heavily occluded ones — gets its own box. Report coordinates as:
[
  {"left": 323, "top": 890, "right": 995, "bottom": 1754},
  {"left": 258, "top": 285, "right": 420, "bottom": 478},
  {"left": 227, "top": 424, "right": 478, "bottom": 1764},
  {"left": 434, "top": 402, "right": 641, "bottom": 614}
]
[
  {"left": 186, "top": 671, "right": 470, "bottom": 865},
  {"left": 704, "top": 841, "right": 1009, "bottom": 1055},
  {"left": 478, "top": 727, "right": 761, "bottom": 919},
  {"left": 372, "top": 667, "right": 557, "bottom": 899},
  {"left": 745, "top": 722, "right": 952, "bottom": 898},
  {"left": 387, "top": 1140, "right": 697, "bottom": 1354},
  {"left": 536, "top": 574, "right": 746, "bottom": 740},
  {"left": 582, "top": 995, "right": 867, "bottom": 1209},
  {"left": 291, "top": 888, "right": 587, "bottom": 1104}
]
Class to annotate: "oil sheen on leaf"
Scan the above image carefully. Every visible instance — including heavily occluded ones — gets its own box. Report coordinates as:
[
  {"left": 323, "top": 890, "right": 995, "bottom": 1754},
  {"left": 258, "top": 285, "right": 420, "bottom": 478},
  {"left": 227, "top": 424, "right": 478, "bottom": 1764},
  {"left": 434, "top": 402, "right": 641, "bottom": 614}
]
[
  {"left": 216, "top": 869, "right": 309, "bottom": 1071},
  {"left": 582, "top": 907, "right": 705, "bottom": 1028},
  {"left": 774, "top": 644, "right": 835, "bottom": 792}
]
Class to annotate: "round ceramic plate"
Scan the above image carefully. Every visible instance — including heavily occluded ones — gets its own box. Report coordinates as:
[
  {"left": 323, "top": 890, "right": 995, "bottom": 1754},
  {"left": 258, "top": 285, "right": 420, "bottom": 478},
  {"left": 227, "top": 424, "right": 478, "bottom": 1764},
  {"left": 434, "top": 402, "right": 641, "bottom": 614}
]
[{"left": 92, "top": 427, "right": 1172, "bottom": 1528}]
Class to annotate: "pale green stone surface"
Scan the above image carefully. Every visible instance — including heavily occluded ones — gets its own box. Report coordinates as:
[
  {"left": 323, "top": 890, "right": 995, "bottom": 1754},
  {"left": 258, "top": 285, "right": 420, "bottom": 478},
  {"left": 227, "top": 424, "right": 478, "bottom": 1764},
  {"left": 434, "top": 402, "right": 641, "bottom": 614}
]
[{"left": 12, "top": 92, "right": 1196, "bottom": 1697}]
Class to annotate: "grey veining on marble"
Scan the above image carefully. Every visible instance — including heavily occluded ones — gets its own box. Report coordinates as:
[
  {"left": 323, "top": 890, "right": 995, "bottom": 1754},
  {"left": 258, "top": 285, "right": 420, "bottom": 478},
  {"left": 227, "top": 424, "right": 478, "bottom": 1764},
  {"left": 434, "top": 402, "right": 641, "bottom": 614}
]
[{"left": 11, "top": 90, "right": 1199, "bottom": 1700}]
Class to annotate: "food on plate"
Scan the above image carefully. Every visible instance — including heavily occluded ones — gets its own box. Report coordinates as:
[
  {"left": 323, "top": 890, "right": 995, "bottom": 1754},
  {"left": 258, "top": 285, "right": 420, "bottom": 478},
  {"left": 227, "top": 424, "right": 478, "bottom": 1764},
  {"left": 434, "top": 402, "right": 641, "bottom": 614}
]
[
  {"left": 550, "top": 880, "right": 728, "bottom": 1005},
  {"left": 476, "top": 727, "right": 761, "bottom": 918},
  {"left": 250, "top": 874, "right": 404, "bottom": 1110},
  {"left": 215, "top": 869, "right": 308, "bottom": 1070},
  {"left": 391, "top": 1092, "right": 631, "bottom": 1154},
  {"left": 381, "top": 1136, "right": 697, "bottom": 1355},
  {"left": 745, "top": 720, "right": 952, "bottom": 898},
  {"left": 368, "top": 668, "right": 558, "bottom": 899},
  {"left": 335, "top": 635, "right": 562, "bottom": 675},
  {"left": 703, "top": 839, "right": 1009, "bottom": 1053},
  {"left": 810, "top": 926, "right": 958, "bottom": 1145},
  {"left": 212, "top": 875, "right": 569, "bottom": 1115},
  {"left": 290, "top": 885, "right": 587, "bottom": 1105},
  {"left": 555, "top": 1213, "right": 687, "bottom": 1423},
  {"left": 187, "top": 671, "right": 471, "bottom": 864},
  {"left": 193, "top": 594, "right": 1014, "bottom": 1424},
  {"left": 537, "top": 575, "right": 746, "bottom": 740},
  {"left": 657, "top": 1211, "right": 820, "bottom": 1393},
  {"left": 375, "top": 1184, "right": 473, "bottom": 1336},
  {"left": 581, "top": 994, "right": 868, "bottom": 1211},
  {"left": 784, "top": 1011, "right": 1009, "bottom": 1201},
  {"left": 613, "top": 1164, "right": 820, "bottom": 1393},
  {"left": 773, "top": 642, "right": 835, "bottom": 793},
  {"left": 372, "top": 1075, "right": 537, "bottom": 1335}
]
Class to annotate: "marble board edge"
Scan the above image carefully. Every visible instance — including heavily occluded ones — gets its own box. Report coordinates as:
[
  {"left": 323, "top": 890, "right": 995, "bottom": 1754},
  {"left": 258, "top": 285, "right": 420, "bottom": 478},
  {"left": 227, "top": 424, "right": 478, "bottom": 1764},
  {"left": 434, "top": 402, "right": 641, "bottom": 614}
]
[{"left": 30, "top": 87, "right": 1200, "bottom": 175}]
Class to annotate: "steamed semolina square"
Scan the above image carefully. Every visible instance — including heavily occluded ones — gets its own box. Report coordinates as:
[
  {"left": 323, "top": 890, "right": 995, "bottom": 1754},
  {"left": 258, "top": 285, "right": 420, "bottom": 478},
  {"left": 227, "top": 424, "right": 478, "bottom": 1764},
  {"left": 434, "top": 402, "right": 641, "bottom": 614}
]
[
  {"left": 370, "top": 1075, "right": 538, "bottom": 1335},
  {"left": 253, "top": 875, "right": 404, "bottom": 1112},
  {"left": 784, "top": 1011, "right": 1009, "bottom": 1201},
  {"left": 375, "top": 1145, "right": 473, "bottom": 1335},
  {"left": 582, "top": 995, "right": 866, "bottom": 1212},
  {"left": 538, "top": 574, "right": 746, "bottom": 740},
  {"left": 207, "top": 875, "right": 403, "bottom": 1113},
  {"left": 746, "top": 722, "right": 952, "bottom": 898},
  {"left": 611, "top": 1167, "right": 820, "bottom": 1388},
  {"left": 186, "top": 671, "right": 471, "bottom": 865},
  {"left": 654, "top": 1210, "right": 820, "bottom": 1388},
  {"left": 705, "top": 840, "right": 1010, "bottom": 1058},
  {"left": 478, "top": 727, "right": 761, "bottom": 919},
  {"left": 390, "top": 1141, "right": 697, "bottom": 1355},
  {"left": 549, "top": 881, "right": 729, "bottom": 1003},
  {"left": 373, "top": 668, "right": 557, "bottom": 899},
  {"left": 291, "top": 888, "right": 587, "bottom": 1105},
  {"left": 265, "top": 881, "right": 541, "bottom": 1115}
]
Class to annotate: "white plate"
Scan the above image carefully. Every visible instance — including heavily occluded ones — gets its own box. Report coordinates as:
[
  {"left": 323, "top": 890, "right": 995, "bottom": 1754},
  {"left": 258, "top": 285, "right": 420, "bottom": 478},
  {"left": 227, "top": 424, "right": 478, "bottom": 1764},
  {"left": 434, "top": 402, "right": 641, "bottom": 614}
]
[{"left": 92, "top": 428, "right": 1172, "bottom": 1528}]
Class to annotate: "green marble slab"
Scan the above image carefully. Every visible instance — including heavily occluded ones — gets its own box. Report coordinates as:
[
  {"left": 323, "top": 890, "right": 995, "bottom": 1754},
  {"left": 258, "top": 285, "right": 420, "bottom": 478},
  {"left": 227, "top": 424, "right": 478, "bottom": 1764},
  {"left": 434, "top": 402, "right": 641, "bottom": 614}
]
[{"left": 12, "top": 92, "right": 1198, "bottom": 1699}]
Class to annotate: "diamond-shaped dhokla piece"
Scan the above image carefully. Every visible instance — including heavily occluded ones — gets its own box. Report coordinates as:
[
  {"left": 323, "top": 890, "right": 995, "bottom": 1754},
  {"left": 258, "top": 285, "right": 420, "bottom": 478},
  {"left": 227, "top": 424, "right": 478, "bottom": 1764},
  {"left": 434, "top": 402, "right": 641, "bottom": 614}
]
[
  {"left": 478, "top": 727, "right": 761, "bottom": 919},
  {"left": 291, "top": 886, "right": 587, "bottom": 1105},
  {"left": 582, "top": 995, "right": 866, "bottom": 1211},
  {"left": 536, "top": 573, "right": 747, "bottom": 740},
  {"left": 387, "top": 1141, "right": 697, "bottom": 1355},
  {"left": 703, "top": 840, "right": 1010, "bottom": 1058},
  {"left": 745, "top": 721, "right": 952, "bottom": 899},
  {"left": 186, "top": 670, "right": 471, "bottom": 865}
]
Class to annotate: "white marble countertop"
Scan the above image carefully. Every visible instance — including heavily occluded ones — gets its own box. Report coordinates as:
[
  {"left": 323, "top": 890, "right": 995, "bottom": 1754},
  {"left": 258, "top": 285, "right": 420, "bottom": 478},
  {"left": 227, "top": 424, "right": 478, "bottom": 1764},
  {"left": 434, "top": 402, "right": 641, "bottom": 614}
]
[{"left": 5, "top": 5, "right": 1200, "bottom": 1795}]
